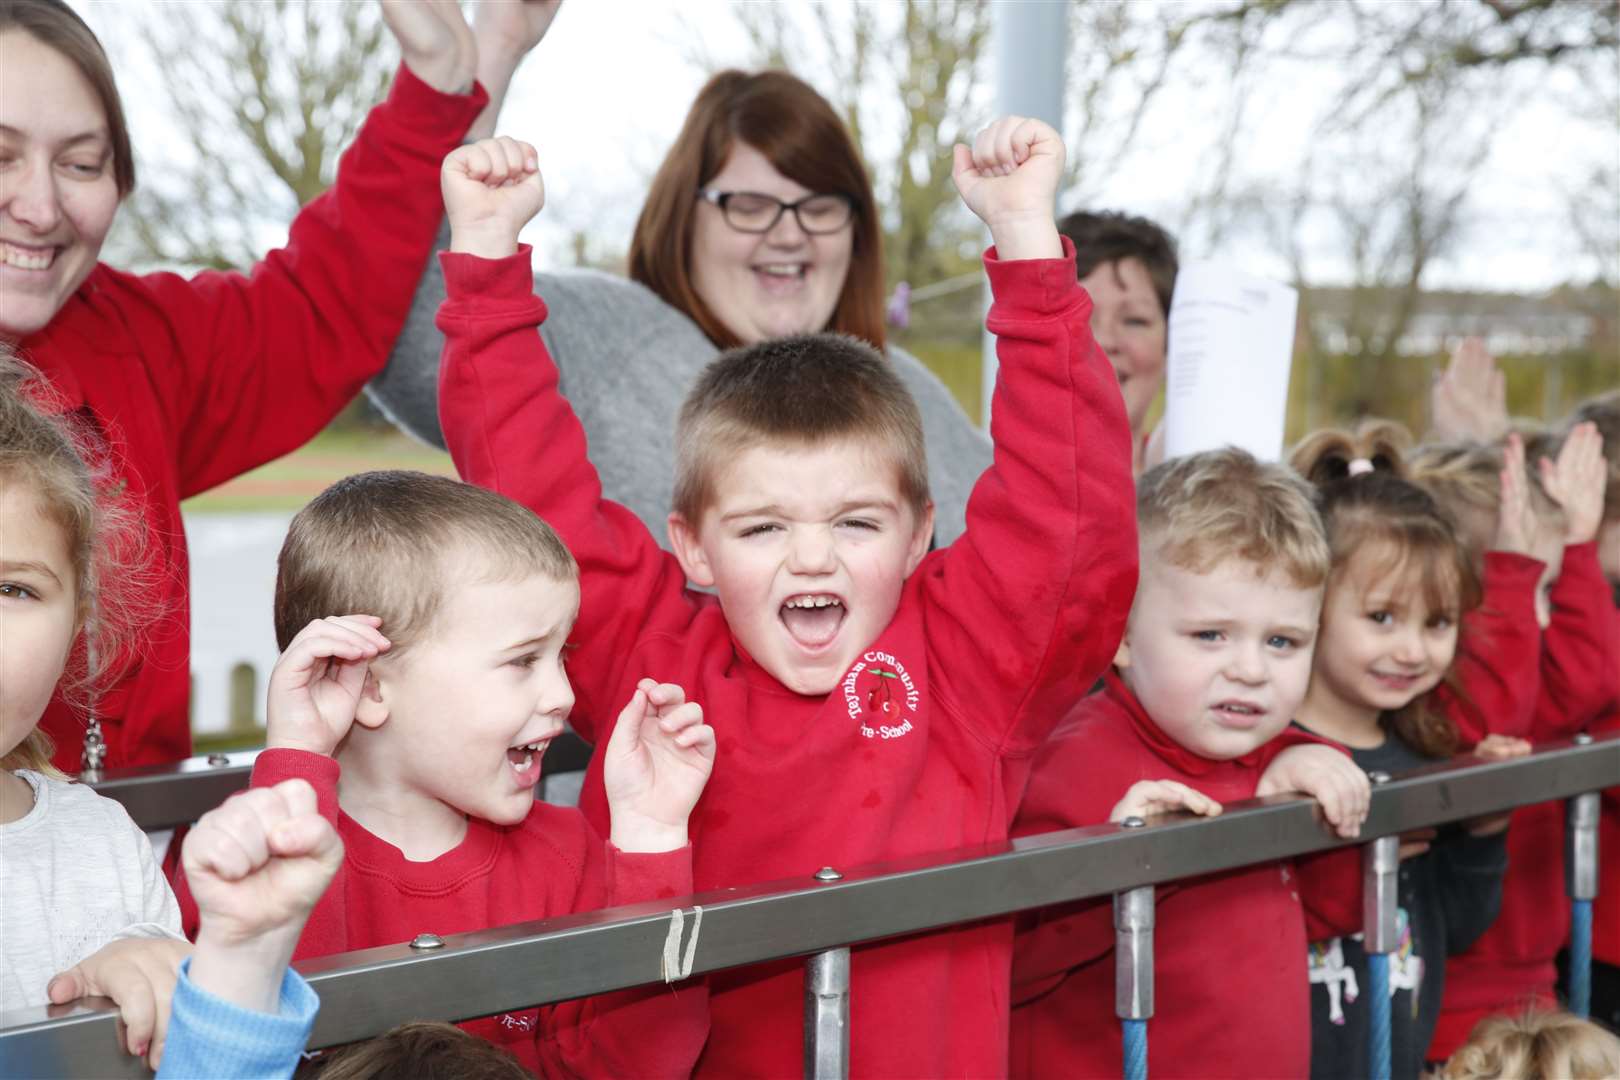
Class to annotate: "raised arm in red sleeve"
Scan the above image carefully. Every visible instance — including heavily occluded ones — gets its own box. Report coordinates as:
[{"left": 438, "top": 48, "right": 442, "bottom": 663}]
[{"left": 1431, "top": 551, "right": 1543, "bottom": 745}]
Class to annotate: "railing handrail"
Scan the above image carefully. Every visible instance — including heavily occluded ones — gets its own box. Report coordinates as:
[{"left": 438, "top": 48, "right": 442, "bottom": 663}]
[
  {"left": 4, "top": 733, "right": 1615, "bottom": 1078},
  {"left": 86, "top": 734, "right": 595, "bottom": 832}
]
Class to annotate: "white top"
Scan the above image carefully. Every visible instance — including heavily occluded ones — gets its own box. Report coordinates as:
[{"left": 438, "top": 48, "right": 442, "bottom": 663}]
[{"left": 1, "top": 770, "right": 183, "bottom": 1015}]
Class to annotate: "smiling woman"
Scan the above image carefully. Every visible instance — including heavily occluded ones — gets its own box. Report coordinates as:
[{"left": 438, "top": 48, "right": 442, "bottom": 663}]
[
  {"left": 0, "top": 0, "right": 491, "bottom": 773},
  {"left": 371, "top": 56, "right": 993, "bottom": 548}
]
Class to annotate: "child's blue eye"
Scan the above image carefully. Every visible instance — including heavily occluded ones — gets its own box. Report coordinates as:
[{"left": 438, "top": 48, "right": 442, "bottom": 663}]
[
  {"left": 1191, "top": 629, "right": 1221, "bottom": 642},
  {"left": 1367, "top": 611, "right": 1393, "bottom": 625},
  {"left": 511, "top": 653, "right": 540, "bottom": 670},
  {"left": 838, "top": 518, "right": 879, "bottom": 531},
  {"left": 0, "top": 582, "right": 38, "bottom": 601},
  {"left": 1267, "top": 635, "right": 1299, "bottom": 650},
  {"left": 740, "top": 523, "right": 780, "bottom": 538}
]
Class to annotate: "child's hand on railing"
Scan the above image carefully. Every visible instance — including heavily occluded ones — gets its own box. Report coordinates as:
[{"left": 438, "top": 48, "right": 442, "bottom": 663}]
[
  {"left": 1538, "top": 421, "right": 1606, "bottom": 546},
  {"left": 1108, "top": 779, "right": 1222, "bottom": 823},
  {"left": 1256, "top": 745, "right": 1370, "bottom": 839},
  {"left": 266, "top": 615, "right": 391, "bottom": 757},
  {"left": 443, "top": 136, "right": 544, "bottom": 260},
  {"left": 1464, "top": 734, "right": 1533, "bottom": 836},
  {"left": 45, "top": 936, "right": 192, "bottom": 1071},
  {"left": 602, "top": 679, "right": 716, "bottom": 854},
  {"left": 951, "top": 116, "right": 1065, "bottom": 262}
]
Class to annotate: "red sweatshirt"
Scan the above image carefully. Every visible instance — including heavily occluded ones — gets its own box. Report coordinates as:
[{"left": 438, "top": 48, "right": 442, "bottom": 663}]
[
  {"left": 1432, "top": 542, "right": 1620, "bottom": 1060},
  {"left": 1009, "top": 673, "right": 1360, "bottom": 1080},
  {"left": 436, "top": 241, "right": 1138, "bottom": 1078},
  {"left": 22, "top": 66, "right": 484, "bottom": 773},
  {"left": 178, "top": 749, "right": 708, "bottom": 1078},
  {"left": 1430, "top": 551, "right": 1545, "bottom": 745}
]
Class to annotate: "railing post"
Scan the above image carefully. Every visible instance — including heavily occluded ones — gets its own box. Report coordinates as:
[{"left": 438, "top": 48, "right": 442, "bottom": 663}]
[
  {"left": 1114, "top": 883, "right": 1155, "bottom": 1080},
  {"left": 1566, "top": 782, "right": 1600, "bottom": 1018},
  {"left": 1362, "top": 831, "right": 1401, "bottom": 1080},
  {"left": 804, "top": 947, "right": 851, "bottom": 1080}
]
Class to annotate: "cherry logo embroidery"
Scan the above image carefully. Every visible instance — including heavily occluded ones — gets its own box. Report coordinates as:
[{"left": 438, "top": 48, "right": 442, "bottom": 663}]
[{"left": 841, "top": 650, "right": 920, "bottom": 740}]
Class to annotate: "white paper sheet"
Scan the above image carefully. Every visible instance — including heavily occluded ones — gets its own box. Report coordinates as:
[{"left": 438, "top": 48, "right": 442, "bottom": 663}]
[{"left": 1163, "top": 261, "right": 1299, "bottom": 463}]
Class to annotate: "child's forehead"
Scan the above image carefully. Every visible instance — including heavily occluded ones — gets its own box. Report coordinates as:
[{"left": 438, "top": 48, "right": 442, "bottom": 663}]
[
  {"left": 0, "top": 480, "right": 75, "bottom": 579},
  {"left": 1138, "top": 551, "right": 1322, "bottom": 614},
  {"left": 424, "top": 562, "right": 579, "bottom": 642},
  {"left": 709, "top": 437, "right": 908, "bottom": 509}
]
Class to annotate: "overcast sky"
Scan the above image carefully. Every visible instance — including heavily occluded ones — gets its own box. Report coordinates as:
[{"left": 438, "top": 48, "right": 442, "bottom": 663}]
[{"left": 77, "top": 0, "right": 1617, "bottom": 293}]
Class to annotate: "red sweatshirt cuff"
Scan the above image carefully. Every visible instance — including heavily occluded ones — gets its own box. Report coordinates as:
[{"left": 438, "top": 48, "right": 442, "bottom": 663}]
[
  {"left": 604, "top": 843, "right": 695, "bottom": 906},
  {"left": 438, "top": 245, "right": 545, "bottom": 316},
  {"left": 380, "top": 62, "right": 489, "bottom": 151},
  {"left": 983, "top": 235, "right": 1084, "bottom": 320},
  {"left": 250, "top": 748, "right": 342, "bottom": 823},
  {"left": 1483, "top": 549, "right": 1546, "bottom": 586}
]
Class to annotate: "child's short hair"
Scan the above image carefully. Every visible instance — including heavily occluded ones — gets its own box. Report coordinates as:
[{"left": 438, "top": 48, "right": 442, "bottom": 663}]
[
  {"left": 1059, "top": 210, "right": 1179, "bottom": 318},
  {"left": 1440, "top": 1008, "right": 1620, "bottom": 1080},
  {"left": 1292, "top": 420, "right": 1480, "bottom": 758},
  {"left": 0, "top": 351, "right": 149, "bottom": 774},
  {"left": 1567, "top": 388, "right": 1620, "bottom": 523},
  {"left": 274, "top": 471, "right": 577, "bottom": 655},
  {"left": 1135, "top": 446, "right": 1330, "bottom": 589},
  {"left": 671, "top": 333, "right": 930, "bottom": 524},
  {"left": 297, "top": 1021, "right": 530, "bottom": 1080}
]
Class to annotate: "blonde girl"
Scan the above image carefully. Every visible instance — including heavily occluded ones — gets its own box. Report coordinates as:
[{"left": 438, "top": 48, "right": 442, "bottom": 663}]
[{"left": 1, "top": 353, "right": 184, "bottom": 1065}]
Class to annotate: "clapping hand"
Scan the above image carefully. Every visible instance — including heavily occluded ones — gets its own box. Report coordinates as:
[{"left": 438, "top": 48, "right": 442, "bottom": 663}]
[{"left": 379, "top": 0, "right": 477, "bottom": 95}]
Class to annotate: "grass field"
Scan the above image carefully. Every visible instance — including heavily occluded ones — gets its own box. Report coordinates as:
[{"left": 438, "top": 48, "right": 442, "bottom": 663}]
[{"left": 182, "top": 428, "right": 456, "bottom": 513}]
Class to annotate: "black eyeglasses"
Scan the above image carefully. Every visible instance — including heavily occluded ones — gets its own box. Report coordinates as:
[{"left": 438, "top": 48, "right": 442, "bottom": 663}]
[{"left": 696, "top": 189, "right": 856, "bottom": 235}]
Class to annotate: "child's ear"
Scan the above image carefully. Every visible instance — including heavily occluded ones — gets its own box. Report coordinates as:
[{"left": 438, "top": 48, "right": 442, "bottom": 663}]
[
  {"left": 904, "top": 501, "right": 936, "bottom": 575},
  {"left": 353, "top": 669, "right": 389, "bottom": 730},
  {"left": 667, "top": 512, "right": 716, "bottom": 588}
]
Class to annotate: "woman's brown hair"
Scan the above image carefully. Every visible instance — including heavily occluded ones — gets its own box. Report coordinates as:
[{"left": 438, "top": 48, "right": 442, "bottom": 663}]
[
  {"left": 1291, "top": 420, "right": 1480, "bottom": 759},
  {"left": 628, "top": 70, "right": 885, "bottom": 351},
  {"left": 0, "top": 0, "right": 135, "bottom": 196}
]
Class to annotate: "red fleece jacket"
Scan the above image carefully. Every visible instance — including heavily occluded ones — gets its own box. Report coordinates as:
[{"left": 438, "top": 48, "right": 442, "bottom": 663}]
[
  {"left": 1009, "top": 673, "right": 1360, "bottom": 1080},
  {"left": 22, "top": 66, "right": 483, "bottom": 773},
  {"left": 175, "top": 750, "right": 708, "bottom": 1079},
  {"left": 1432, "top": 542, "right": 1620, "bottom": 1060},
  {"left": 435, "top": 240, "right": 1138, "bottom": 1078}
]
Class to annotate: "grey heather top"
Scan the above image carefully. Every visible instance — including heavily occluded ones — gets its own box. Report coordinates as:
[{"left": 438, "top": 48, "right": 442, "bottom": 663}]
[{"left": 367, "top": 230, "right": 992, "bottom": 548}]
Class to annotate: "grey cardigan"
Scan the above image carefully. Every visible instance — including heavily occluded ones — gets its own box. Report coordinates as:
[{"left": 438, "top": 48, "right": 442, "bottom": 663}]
[{"left": 368, "top": 243, "right": 991, "bottom": 548}]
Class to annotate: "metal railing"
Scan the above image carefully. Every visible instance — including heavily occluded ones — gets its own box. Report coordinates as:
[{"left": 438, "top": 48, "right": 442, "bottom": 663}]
[
  {"left": 4, "top": 732, "right": 1614, "bottom": 1078},
  {"left": 87, "top": 734, "right": 595, "bottom": 831}
]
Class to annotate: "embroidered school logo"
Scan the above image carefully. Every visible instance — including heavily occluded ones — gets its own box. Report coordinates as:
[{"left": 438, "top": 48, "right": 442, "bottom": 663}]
[{"left": 841, "top": 650, "right": 920, "bottom": 740}]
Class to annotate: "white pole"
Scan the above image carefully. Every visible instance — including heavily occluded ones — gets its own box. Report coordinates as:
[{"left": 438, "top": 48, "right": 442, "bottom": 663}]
[{"left": 982, "top": 0, "right": 1068, "bottom": 426}]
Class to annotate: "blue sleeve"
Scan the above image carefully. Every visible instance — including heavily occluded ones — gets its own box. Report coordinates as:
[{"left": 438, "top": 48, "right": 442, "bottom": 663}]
[{"left": 156, "top": 958, "right": 318, "bottom": 1079}]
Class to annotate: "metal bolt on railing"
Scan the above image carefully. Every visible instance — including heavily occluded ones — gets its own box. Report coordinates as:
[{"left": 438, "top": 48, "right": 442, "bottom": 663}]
[
  {"left": 409, "top": 933, "right": 445, "bottom": 951},
  {"left": 814, "top": 867, "right": 844, "bottom": 883},
  {"left": 206, "top": 753, "right": 231, "bottom": 767}
]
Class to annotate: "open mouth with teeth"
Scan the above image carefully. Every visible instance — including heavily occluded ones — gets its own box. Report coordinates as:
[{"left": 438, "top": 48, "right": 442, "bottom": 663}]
[
  {"left": 505, "top": 737, "right": 552, "bottom": 786},
  {"left": 753, "top": 262, "right": 808, "bottom": 291},
  {"left": 1212, "top": 700, "right": 1266, "bottom": 728},
  {"left": 1, "top": 241, "right": 59, "bottom": 271},
  {"left": 780, "top": 593, "right": 846, "bottom": 649}
]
